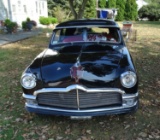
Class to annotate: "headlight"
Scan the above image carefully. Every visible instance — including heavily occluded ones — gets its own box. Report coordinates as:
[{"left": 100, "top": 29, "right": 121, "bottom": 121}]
[
  {"left": 21, "top": 73, "right": 36, "bottom": 89},
  {"left": 120, "top": 71, "right": 137, "bottom": 88}
]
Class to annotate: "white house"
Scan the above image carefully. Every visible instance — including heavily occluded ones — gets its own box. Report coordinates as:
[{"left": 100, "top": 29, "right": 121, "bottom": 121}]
[
  {"left": 136, "top": 0, "right": 148, "bottom": 10},
  {"left": 0, "top": 0, "right": 48, "bottom": 25}
]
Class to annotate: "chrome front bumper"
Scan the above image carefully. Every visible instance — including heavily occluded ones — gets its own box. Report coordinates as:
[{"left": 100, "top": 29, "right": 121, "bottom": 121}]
[{"left": 23, "top": 84, "right": 139, "bottom": 117}]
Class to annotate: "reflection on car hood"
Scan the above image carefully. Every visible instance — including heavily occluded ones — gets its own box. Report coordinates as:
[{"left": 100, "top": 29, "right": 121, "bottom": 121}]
[{"left": 40, "top": 46, "right": 123, "bottom": 88}]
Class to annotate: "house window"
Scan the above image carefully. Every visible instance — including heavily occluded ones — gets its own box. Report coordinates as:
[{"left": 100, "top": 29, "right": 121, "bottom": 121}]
[
  {"left": 23, "top": 5, "right": 27, "bottom": 13},
  {"left": 39, "top": 2, "right": 41, "bottom": 15},
  {"left": 12, "top": 5, "right": 16, "bottom": 12},
  {"left": 18, "top": 1, "right": 21, "bottom": 5},
  {"left": 36, "top": 1, "right": 38, "bottom": 13},
  {"left": 18, "top": 1, "right": 21, "bottom": 11},
  {"left": 42, "top": 2, "right": 44, "bottom": 10}
]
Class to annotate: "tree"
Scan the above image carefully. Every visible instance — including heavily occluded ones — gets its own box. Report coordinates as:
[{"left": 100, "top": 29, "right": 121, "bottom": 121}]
[
  {"left": 53, "top": 6, "right": 67, "bottom": 23},
  {"left": 116, "top": 0, "right": 126, "bottom": 21},
  {"left": 107, "top": 0, "right": 116, "bottom": 8},
  {"left": 68, "top": 0, "right": 88, "bottom": 19},
  {"left": 99, "top": 0, "right": 106, "bottom": 8},
  {"left": 47, "top": 0, "right": 69, "bottom": 17},
  {"left": 124, "top": 0, "right": 138, "bottom": 20},
  {"left": 47, "top": 0, "right": 55, "bottom": 16},
  {"left": 138, "top": 4, "right": 160, "bottom": 21},
  {"left": 138, "top": 5, "right": 149, "bottom": 19},
  {"left": 84, "top": 0, "right": 96, "bottom": 18},
  {"left": 144, "top": 0, "right": 160, "bottom": 4},
  {"left": 47, "top": 0, "right": 95, "bottom": 20}
]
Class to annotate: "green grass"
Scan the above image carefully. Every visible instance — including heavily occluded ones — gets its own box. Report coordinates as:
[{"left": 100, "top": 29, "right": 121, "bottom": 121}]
[{"left": 0, "top": 23, "right": 160, "bottom": 140}]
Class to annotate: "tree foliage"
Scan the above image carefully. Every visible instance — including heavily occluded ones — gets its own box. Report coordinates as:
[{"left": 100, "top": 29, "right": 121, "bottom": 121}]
[
  {"left": 124, "top": 0, "right": 138, "bottom": 20},
  {"left": 99, "top": 0, "right": 106, "bottom": 8},
  {"left": 53, "top": 6, "right": 67, "bottom": 23},
  {"left": 138, "top": 4, "right": 160, "bottom": 21},
  {"left": 116, "top": 0, "right": 126, "bottom": 21},
  {"left": 144, "top": 0, "right": 160, "bottom": 4},
  {"left": 47, "top": 0, "right": 69, "bottom": 16},
  {"left": 107, "top": 0, "right": 116, "bottom": 8},
  {"left": 47, "top": 0, "right": 142, "bottom": 21},
  {"left": 48, "top": 0, "right": 88, "bottom": 20},
  {"left": 84, "top": 0, "right": 96, "bottom": 18}
]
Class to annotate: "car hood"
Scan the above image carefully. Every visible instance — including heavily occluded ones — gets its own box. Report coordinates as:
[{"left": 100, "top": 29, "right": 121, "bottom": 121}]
[{"left": 40, "top": 45, "right": 123, "bottom": 88}]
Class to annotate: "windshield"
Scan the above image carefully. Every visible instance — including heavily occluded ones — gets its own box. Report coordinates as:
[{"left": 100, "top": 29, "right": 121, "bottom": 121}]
[{"left": 51, "top": 27, "right": 121, "bottom": 45}]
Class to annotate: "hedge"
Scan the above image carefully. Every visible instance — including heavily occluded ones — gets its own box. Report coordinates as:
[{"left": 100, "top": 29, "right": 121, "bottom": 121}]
[{"left": 39, "top": 16, "right": 58, "bottom": 25}]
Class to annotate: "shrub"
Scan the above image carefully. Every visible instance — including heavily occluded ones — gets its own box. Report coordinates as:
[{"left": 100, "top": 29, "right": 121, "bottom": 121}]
[
  {"left": 22, "top": 21, "right": 27, "bottom": 30},
  {"left": 39, "top": 16, "right": 51, "bottom": 25},
  {"left": 26, "top": 17, "right": 30, "bottom": 22},
  {"left": 49, "top": 17, "right": 58, "bottom": 24},
  {"left": 4, "top": 19, "right": 18, "bottom": 33},
  {"left": 22, "top": 18, "right": 36, "bottom": 31},
  {"left": 10, "top": 22, "right": 17, "bottom": 29},
  {"left": 4, "top": 19, "right": 11, "bottom": 26},
  {"left": 39, "top": 17, "right": 57, "bottom": 25}
]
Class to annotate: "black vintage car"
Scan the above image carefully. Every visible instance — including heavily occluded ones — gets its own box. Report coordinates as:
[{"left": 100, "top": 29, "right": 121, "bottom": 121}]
[{"left": 21, "top": 19, "right": 138, "bottom": 119}]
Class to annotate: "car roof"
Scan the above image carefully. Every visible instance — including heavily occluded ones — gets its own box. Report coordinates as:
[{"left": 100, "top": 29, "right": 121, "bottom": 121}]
[{"left": 55, "top": 19, "right": 119, "bottom": 29}]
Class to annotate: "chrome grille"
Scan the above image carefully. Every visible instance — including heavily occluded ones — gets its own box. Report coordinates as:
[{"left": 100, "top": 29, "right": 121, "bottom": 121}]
[
  {"left": 37, "top": 90, "right": 122, "bottom": 109},
  {"left": 37, "top": 90, "right": 78, "bottom": 109},
  {"left": 78, "top": 91, "right": 122, "bottom": 108}
]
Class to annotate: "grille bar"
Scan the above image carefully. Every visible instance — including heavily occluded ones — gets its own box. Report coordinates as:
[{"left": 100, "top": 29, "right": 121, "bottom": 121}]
[
  {"left": 37, "top": 90, "right": 122, "bottom": 109},
  {"left": 76, "top": 89, "right": 80, "bottom": 110}
]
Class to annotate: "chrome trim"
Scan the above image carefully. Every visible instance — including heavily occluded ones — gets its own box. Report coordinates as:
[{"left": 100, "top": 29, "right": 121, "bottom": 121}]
[
  {"left": 123, "top": 92, "right": 138, "bottom": 99},
  {"left": 25, "top": 100, "right": 138, "bottom": 113},
  {"left": 120, "top": 71, "right": 137, "bottom": 88},
  {"left": 76, "top": 89, "right": 80, "bottom": 110},
  {"left": 33, "top": 84, "right": 125, "bottom": 96},
  {"left": 23, "top": 92, "right": 138, "bottom": 101},
  {"left": 20, "top": 73, "right": 36, "bottom": 89},
  {"left": 23, "top": 92, "right": 138, "bottom": 113},
  {"left": 23, "top": 93, "right": 36, "bottom": 100}
]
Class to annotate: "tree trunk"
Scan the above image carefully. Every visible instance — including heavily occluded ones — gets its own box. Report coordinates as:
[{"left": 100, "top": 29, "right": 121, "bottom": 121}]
[{"left": 68, "top": 0, "right": 88, "bottom": 19}]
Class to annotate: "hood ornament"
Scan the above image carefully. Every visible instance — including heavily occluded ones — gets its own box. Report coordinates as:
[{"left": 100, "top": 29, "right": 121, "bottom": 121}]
[{"left": 70, "top": 60, "right": 84, "bottom": 83}]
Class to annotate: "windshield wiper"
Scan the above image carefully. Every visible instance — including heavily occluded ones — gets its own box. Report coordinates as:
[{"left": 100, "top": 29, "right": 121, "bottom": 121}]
[{"left": 53, "top": 42, "right": 73, "bottom": 51}]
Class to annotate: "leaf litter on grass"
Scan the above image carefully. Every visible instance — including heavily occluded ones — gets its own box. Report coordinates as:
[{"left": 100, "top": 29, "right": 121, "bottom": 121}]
[{"left": 0, "top": 23, "right": 160, "bottom": 140}]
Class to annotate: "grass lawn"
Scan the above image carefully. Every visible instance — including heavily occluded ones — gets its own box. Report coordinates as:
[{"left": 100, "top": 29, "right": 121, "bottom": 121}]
[{"left": 0, "top": 21, "right": 160, "bottom": 140}]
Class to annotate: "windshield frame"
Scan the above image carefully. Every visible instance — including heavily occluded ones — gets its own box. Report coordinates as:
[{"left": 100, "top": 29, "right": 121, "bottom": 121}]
[{"left": 49, "top": 25, "right": 123, "bottom": 48}]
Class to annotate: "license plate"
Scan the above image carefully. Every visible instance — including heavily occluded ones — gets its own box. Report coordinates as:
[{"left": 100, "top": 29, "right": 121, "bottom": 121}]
[{"left": 70, "top": 116, "right": 92, "bottom": 120}]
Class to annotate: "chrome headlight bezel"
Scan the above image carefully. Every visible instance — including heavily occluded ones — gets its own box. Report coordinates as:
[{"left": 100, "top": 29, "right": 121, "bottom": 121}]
[
  {"left": 120, "top": 71, "right": 137, "bottom": 88},
  {"left": 20, "top": 73, "right": 36, "bottom": 89}
]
